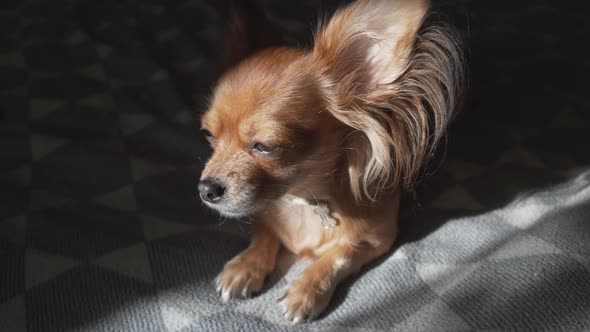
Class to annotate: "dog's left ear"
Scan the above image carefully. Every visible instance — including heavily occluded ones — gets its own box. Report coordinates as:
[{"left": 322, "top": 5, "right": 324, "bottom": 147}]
[
  {"left": 312, "top": 0, "right": 464, "bottom": 200},
  {"left": 212, "top": 0, "right": 285, "bottom": 73}
]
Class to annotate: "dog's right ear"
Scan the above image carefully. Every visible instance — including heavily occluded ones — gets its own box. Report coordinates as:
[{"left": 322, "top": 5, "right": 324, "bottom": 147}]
[
  {"left": 312, "top": 0, "right": 464, "bottom": 201},
  {"left": 211, "top": 0, "right": 285, "bottom": 73}
]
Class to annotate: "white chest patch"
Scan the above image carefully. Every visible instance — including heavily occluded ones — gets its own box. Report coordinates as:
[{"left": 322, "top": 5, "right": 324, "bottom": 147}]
[{"left": 270, "top": 194, "right": 339, "bottom": 255}]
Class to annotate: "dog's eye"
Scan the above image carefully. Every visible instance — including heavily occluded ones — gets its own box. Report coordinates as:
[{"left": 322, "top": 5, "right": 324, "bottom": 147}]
[
  {"left": 251, "top": 142, "right": 279, "bottom": 155},
  {"left": 201, "top": 129, "right": 214, "bottom": 141}
]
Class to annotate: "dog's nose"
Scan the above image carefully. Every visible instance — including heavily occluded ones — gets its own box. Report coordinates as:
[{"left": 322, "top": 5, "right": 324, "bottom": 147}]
[{"left": 198, "top": 178, "right": 226, "bottom": 203}]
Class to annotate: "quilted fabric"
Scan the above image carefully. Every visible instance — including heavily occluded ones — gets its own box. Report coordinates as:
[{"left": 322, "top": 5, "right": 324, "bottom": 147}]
[{"left": 1, "top": 0, "right": 589, "bottom": 331}]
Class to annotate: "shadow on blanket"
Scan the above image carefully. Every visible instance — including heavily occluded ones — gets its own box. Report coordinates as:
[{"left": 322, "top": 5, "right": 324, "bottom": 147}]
[{"left": 1, "top": 0, "right": 589, "bottom": 330}]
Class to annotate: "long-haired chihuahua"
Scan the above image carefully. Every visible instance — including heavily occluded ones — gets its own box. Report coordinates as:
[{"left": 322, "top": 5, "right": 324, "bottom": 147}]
[{"left": 198, "top": 0, "right": 464, "bottom": 323}]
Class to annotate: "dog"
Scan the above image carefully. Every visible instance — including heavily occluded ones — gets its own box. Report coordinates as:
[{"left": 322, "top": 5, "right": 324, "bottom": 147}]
[{"left": 198, "top": 0, "right": 464, "bottom": 323}]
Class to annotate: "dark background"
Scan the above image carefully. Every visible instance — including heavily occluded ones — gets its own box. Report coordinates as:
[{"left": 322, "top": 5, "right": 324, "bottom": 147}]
[{"left": 1, "top": 0, "right": 589, "bottom": 331}]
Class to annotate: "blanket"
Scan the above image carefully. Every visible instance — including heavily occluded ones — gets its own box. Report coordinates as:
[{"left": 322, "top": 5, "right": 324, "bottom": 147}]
[{"left": 1, "top": 0, "right": 589, "bottom": 331}]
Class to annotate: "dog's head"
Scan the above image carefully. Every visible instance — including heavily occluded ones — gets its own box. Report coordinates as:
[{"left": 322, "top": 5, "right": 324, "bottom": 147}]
[
  {"left": 199, "top": 48, "right": 346, "bottom": 217},
  {"left": 198, "top": 0, "right": 464, "bottom": 217}
]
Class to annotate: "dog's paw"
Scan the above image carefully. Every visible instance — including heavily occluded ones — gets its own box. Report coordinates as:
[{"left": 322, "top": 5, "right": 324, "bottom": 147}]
[
  {"left": 277, "top": 278, "right": 333, "bottom": 324},
  {"left": 215, "top": 257, "right": 268, "bottom": 302}
]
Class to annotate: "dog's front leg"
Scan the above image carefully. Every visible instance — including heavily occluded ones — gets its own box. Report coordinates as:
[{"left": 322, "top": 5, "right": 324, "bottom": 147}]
[
  {"left": 216, "top": 222, "right": 280, "bottom": 301},
  {"left": 279, "top": 239, "right": 393, "bottom": 323}
]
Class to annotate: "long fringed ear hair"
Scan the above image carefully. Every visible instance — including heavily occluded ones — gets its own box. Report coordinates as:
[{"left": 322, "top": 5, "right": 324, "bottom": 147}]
[{"left": 312, "top": 0, "right": 465, "bottom": 201}]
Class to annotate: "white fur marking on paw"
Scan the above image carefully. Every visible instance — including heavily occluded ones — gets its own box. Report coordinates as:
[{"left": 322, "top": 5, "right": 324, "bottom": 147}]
[
  {"left": 292, "top": 315, "right": 303, "bottom": 324},
  {"left": 333, "top": 257, "right": 351, "bottom": 273},
  {"left": 214, "top": 277, "right": 221, "bottom": 293},
  {"left": 221, "top": 289, "right": 231, "bottom": 302}
]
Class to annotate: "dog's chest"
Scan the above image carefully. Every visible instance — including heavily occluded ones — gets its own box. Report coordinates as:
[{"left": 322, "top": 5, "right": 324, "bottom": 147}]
[{"left": 267, "top": 194, "right": 336, "bottom": 255}]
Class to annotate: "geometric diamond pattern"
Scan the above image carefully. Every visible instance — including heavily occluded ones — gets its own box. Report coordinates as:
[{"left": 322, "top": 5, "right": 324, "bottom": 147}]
[
  {"left": 94, "top": 243, "right": 153, "bottom": 284},
  {"left": 94, "top": 185, "right": 138, "bottom": 212},
  {"left": 1, "top": 0, "right": 590, "bottom": 331},
  {"left": 25, "top": 249, "right": 81, "bottom": 290},
  {"left": 140, "top": 215, "right": 196, "bottom": 241},
  {"left": 29, "top": 98, "right": 66, "bottom": 120},
  {"left": 489, "top": 235, "right": 562, "bottom": 260},
  {"left": 416, "top": 262, "right": 481, "bottom": 295},
  {"left": 0, "top": 296, "right": 25, "bottom": 332},
  {"left": 391, "top": 298, "right": 471, "bottom": 332},
  {"left": 0, "top": 215, "right": 27, "bottom": 245},
  {"left": 30, "top": 135, "right": 67, "bottom": 161}
]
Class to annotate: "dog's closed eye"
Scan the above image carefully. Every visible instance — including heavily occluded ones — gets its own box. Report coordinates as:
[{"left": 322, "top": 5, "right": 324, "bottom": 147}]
[
  {"left": 201, "top": 129, "right": 215, "bottom": 143},
  {"left": 250, "top": 142, "right": 279, "bottom": 156}
]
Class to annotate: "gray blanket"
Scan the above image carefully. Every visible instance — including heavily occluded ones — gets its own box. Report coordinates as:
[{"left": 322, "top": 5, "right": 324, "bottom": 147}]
[{"left": 1, "top": 0, "right": 589, "bottom": 331}]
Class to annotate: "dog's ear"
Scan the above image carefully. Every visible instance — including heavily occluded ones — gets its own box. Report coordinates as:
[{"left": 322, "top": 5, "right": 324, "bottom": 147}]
[
  {"left": 313, "top": 0, "right": 464, "bottom": 200},
  {"left": 213, "top": 0, "right": 285, "bottom": 73},
  {"left": 313, "top": 0, "right": 429, "bottom": 88}
]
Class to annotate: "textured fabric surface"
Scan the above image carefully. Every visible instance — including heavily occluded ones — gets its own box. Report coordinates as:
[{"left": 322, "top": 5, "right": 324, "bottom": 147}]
[{"left": 1, "top": 0, "right": 590, "bottom": 331}]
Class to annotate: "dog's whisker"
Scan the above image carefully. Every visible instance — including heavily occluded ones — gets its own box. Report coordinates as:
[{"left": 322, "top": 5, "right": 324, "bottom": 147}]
[
  {"left": 236, "top": 217, "right": 252, "bottom": 225},
  {"left": 234, "top": 219, "right": 247, "bottom": 233}
]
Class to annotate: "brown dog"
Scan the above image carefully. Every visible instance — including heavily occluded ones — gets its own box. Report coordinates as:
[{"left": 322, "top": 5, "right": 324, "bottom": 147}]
[{"left": 198, "top": 0, "right": 464, "bottom": 323}]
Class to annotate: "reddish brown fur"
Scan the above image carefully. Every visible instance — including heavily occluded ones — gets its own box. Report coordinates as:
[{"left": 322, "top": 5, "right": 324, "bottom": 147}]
[{"left": 201, "top": 0, "right": 464, "bottom": 323}]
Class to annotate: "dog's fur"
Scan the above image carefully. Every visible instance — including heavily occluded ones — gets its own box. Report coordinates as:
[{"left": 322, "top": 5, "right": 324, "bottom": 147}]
[{"left": 199, "top": 0, "right": 464, "bottom": 323}]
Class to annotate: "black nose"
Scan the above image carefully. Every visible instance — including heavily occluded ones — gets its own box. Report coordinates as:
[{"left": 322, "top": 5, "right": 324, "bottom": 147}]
[{"left": 198, "top": 178, "right": 226, "bottom": 203}]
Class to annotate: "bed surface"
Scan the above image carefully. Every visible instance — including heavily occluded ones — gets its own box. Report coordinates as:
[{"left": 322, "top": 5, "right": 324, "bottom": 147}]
[{"left": 1, "top": 0, "right": 589, "bottom": 331}]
